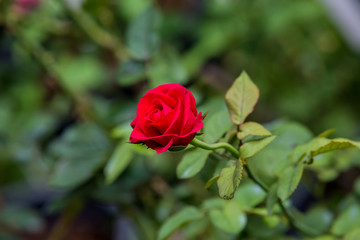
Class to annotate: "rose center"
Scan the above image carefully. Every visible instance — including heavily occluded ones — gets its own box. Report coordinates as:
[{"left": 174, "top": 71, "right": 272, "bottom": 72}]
[
  {"left": 145, "top": 102, "right": 165, "bottom": 122},
  {"left": 150, "top": 109, "right": 162, "bottom": 121}
]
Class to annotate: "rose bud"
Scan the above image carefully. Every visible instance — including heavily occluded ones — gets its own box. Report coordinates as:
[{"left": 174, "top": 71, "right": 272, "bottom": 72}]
[{"left": 129, "top": 83, "right": 203, "bottom": 153}]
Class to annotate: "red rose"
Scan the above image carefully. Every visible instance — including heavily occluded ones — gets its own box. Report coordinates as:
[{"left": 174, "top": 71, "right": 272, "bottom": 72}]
[{"left": 130, "top": 83, "right": 203, "bottom": 153}]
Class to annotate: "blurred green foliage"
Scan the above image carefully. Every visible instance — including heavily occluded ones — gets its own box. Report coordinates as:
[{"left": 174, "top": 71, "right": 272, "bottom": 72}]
[{"left": 0, "top": 0, "right": 360, "bottom": 239}]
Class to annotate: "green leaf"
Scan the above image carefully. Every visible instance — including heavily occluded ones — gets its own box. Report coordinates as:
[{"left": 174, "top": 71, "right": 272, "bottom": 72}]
[
  {"left": 217, "top": 160, "right": 243, "bottom": 199},
  {"left": 204, "top": 175, "right": 220, "bottom": 190},
  {"left": 49, "top": 124, "right": 110, "bottom": 188},
  {"left": 203, "top": 109, "right": 233, "bottom": 143},
  {"left": 104, "top": 143, "right": 134, "bottom": 184},
  {"left": 344, "top": 228, "right": 360, "bottom": 240},
  {"left": 202, "top": 198, "right": 224, "bottom": 210},
  {"left": 311, "top": 138, "right": 360, "bottom": 156},
  {"left": 268, "top": 120, "right": 314, "bottom": 149},
  {"left": 240, "top": 135, "right": 277, "bottom": 159},
  {"left": 277, "top": 164, "right": 304, "bottom": 201},
  {"left": 300, "top": 207, "right": 333, "bottom": 236},
  {"left": 247, "top": 120, "right": 313, "bottom": 189},
  {"left": 266, "top": 183, "right": 279, "bottom": 215},
  {"left": 237, "top": 121, "right": 271, "bottom": 140},
  {"left": 234, "top": 181, "right": 266, "bottom": 208},
  {"left": 225, "top": 72, "right": 259, "bottom": 125},
  {"left": 157, "top": 206, "right": 203, "bottom": 240},
  {"left": 0, "top": 206, "right": 44, "bottom": 232},
  {"left": 126, "top": 7, "right": 161, "bottom": 60},
  {"left": 291, "top": 138, "right": 360, "bottom": 164},
  {"left": 316, "top": 129, "right": 335, "bottom": 138},
  {"left": 176, "top": 148, "right": 210, "bottom": 179},
  {"left": 331, "top": 204, "right": 360, "bottom": 235},
  {"left": 209, "top": 201, "right": 247, "bottom": 234},
  {"left": 117, "top": 60, "right": 146, "bottom": 86}
]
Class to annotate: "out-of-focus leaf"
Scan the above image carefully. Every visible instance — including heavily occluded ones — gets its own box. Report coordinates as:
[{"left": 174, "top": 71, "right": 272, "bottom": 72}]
[
  {"left": 234, "top": 181, "right": 266, "bottom": 209},
  {"left": 181, "top": 218, "right": 208, "bottom": 240},
  {"left": 299, "top": 207, "right": 333, "bottom": 236},
  {"left": 181, "top": 23, "right": 232, "bottom": 77},
  {"left": 311, "top": 236, "right": 337, "bottom": 240},
  {"left": 246, "top": 214, "right": 287, "bottom": 238},
  {"left": 240, "top": 135, "right": 276, "bottom": 159},
  {"left": 225, "top": 72, "right": 259, "bottom": 125},
  {"left": 217, "top": 160, "right": 242, "bottom": 199},
  {"left": 268, "top": 120, "right": 314, "bottom": 148},
  {"left": 104, "top": 143, "right": 134, "bottom": 184},
  {"left": 344, "top": 228, "right": 360, "bottom": 240},
  {"left": 117, "top": 61, "right": 146, "bottom": 86},
  {"left": 157, "top": 206, "right": 203, "bottom": 240},
  {"left": 132, "top": 208, "right": 157, "bottom": 240},
  {"left": 177, "top": 148, "right": 210, "bottom": 179},
  {"left": 116, "top": 0, "right": 150, "bottom": 21},
  {"left": 203, "top": 109, "right": 233, "bottom": 143},
  {"left": 57, "top": 55, "right": 104, "bottom": 93},
  {"left": 237, "top": 121, "right": 271, "bottom": 140},
  {"left": 49, "top": 123, "right": 110, "bottom": 188},
  {"left": 331, "top": 204, "right": 360, "bottom": 235},
  {"left": 266, "top": 183, "right": 279, "bottom": 215},
  {"left": 148, "top": 48, "right": 188, "bottom": 87},
  {"left": 309, "top": 149, "right": 358, "bottom": 182},
  {"left": 126, "top": 7, "right": 161, "bottom": 60},
  {"left": 0, "top": 206, "right": 44, "bottom": 232},
  {"left": 209, "top": 201, "right": 247, "bottom": 234},
  {"left": 201, "top": 198, "right": 224, "bottom": 210},
  {"left": 277, "top": 164, "right": 304, "bottom": 201},
  {"left": 354, "top": 177, "right": 360, "bottom": 197}
]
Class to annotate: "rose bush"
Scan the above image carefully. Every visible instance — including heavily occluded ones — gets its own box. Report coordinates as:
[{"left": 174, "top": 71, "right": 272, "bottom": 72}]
[{"left": 129, "top": 83, "right": 203, "bottom": 153}]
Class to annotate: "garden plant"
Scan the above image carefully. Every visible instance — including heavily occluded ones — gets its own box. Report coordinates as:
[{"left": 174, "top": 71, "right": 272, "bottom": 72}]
[{"left": 0, "top": 0, "right": 360, "bottom": 240}]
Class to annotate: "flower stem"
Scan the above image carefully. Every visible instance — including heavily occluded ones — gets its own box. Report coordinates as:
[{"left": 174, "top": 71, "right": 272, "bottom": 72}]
[
  {"left": 190, "top": 137, "right": 318, "bottom": 237},
  {"left": 190, "top": 138, "right": 239, "bottom": 158}
]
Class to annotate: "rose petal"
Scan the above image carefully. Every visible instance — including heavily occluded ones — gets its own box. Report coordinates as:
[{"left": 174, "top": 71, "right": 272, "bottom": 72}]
[
  {"left": 164, "top": 97, "right": 183, "bottom": 135},
  {"left": 137, "top": 93, "right": 177, "bottom": 119},
  {"left": 130, "top": 116, "right": 138, "bottom": 128},
  {"left": 154, "top": 137, "right": 174, "bottom": 153},
  {"left": 149, "top": 109, "right": 176, "bottom": 134}
]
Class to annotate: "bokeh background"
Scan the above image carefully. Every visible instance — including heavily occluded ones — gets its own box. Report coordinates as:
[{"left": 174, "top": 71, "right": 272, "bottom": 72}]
[{"left": 0, "top": 0, "right": 359, "bottom": 239}]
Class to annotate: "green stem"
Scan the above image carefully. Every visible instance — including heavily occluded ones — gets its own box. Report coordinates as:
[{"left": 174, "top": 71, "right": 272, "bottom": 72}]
[
  {"left": 190, "top": 138, "right": 239, "bottom": 159},
  {"left": 190, "top": 137, "right": 318, "bottom": 237}
]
